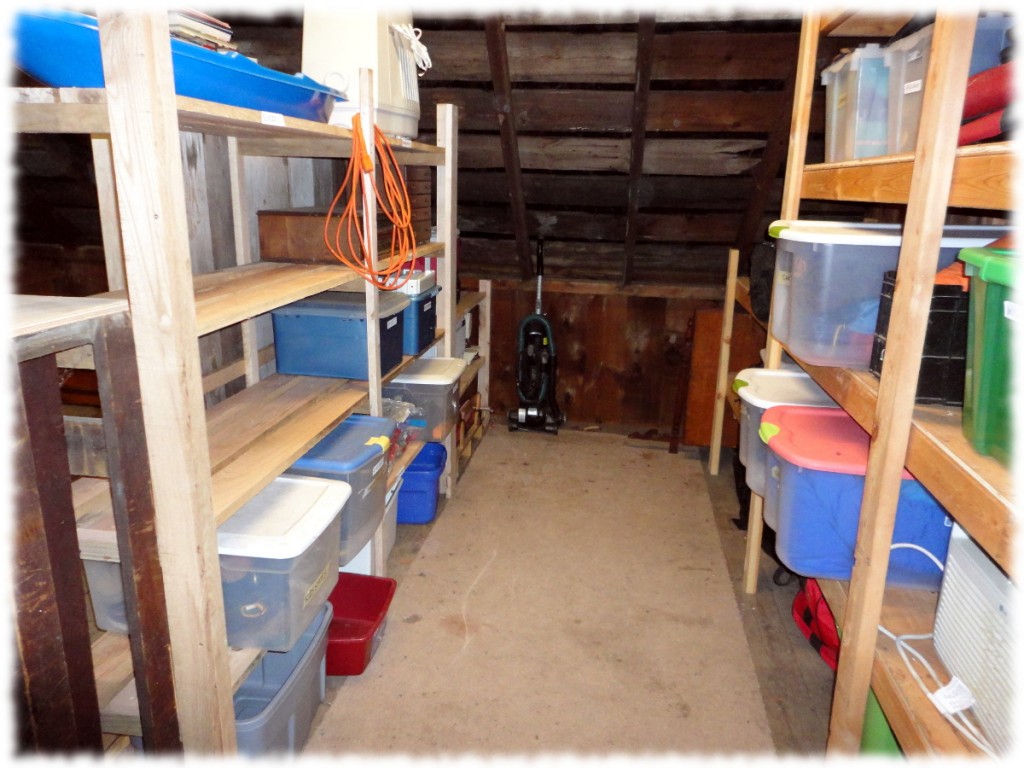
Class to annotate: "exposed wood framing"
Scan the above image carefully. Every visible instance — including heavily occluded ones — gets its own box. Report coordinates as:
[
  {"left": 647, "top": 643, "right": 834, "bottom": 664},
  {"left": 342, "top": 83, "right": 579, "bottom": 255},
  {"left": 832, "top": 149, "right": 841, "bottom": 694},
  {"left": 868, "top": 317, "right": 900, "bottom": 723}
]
[
  {"left": 485, "top": 17, "right": 533, "bottom": 280},
  {"left": 622, "top": 16, "right": 656, "bottom": 286}
]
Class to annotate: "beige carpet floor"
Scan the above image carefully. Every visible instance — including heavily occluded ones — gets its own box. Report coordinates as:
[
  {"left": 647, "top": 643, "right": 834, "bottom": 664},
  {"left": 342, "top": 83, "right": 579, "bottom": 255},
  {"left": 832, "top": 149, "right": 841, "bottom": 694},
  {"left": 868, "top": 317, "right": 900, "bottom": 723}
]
[{"left": 304, "top": 427, "right": 775, "bottom": 758}]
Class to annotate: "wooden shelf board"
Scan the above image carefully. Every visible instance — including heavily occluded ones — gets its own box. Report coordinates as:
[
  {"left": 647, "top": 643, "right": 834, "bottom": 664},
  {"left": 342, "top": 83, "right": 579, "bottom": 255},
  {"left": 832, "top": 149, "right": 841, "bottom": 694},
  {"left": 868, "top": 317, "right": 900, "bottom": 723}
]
[
  {"left": 388, "top": 440, "right": 425, "bottom": 487},
  {"left": 794, "top": 361, "right": 1015, "bottom": 578},
  {"left": 10, "top": 294, "right": 129, "bottom": 339},
  {"left": 456, "top": 291, "right": 486, "bottom": 317},
  {"left": 460, "top": 355, "right": 485, "bottom": 396},
  {"left": 733, "top": 277, "right": 766, "bottom": 331},
  {"left": 801, "top": 143, "right": 1015, "bottom": 211},
  {"left": 818, "top": 580, "right": 984, "bottom": 756},
  {"left": 819, "top": 13, "right": 914, "bottom": 37},
  {"left": 207, "top": 373, "right": 368, "bottom": 523},
  {"left": 13, "top": 87, "right": 446, "bottom": 163}
]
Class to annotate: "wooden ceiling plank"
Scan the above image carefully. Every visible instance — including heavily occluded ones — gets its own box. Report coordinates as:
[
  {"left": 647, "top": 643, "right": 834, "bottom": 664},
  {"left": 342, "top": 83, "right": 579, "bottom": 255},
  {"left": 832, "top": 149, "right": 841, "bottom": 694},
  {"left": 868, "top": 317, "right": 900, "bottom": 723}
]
[
  {"left": 485, "top": 18, "right": 533, "bottom": 279},
  {"left": 622, "top": 16, "right": 657, "bottom": 286}
]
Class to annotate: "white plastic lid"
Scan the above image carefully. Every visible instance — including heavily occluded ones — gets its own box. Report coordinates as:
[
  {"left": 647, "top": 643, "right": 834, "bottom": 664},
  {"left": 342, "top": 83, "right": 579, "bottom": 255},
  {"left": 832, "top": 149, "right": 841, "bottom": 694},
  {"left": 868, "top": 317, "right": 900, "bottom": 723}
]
[
  {"left": 733, "top": 368, "right": 839, "bottom": 411},
  {"left": 821, "top": 43, "right": 885, "bottom": 81},
  {"left": 769, "top": 220, "right": 1010, "bottom": 249},
  {"left": 217, "top": 475, "right": 351, "bottom": 559},
  {"left": 77, "top": 476, "right": 351, "bottom": 562},
  {"left": 389, "top": 356, "right": 467, "bottom": 385}
]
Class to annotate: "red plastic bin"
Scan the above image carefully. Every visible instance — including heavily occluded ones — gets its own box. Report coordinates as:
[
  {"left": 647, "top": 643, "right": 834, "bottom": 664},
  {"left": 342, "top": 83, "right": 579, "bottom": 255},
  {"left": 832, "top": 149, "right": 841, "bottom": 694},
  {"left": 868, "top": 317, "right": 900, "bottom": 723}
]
[{"left": 325, "top": 572, "right": 397, "bottom": 676}]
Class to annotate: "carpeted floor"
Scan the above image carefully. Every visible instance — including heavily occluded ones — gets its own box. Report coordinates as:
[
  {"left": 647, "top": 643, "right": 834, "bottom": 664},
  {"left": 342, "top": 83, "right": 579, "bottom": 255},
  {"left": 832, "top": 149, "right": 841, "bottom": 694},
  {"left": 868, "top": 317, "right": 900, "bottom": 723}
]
[{"left": 304, "top": 427, "right": 775, "bottom": 757}]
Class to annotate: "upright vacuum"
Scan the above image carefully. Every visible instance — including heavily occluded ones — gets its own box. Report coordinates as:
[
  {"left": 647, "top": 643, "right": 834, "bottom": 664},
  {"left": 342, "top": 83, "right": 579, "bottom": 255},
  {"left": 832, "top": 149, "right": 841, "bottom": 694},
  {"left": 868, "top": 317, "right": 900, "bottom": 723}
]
[{"left": 508, "top": 240, "right": 565, "bottom": 434}]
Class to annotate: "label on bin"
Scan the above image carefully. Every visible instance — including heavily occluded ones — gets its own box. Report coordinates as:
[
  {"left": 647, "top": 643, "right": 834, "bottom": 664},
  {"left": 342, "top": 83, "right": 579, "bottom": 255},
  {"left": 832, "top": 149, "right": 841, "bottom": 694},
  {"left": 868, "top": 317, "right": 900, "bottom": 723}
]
[
  {"left": 904, "top": 79, "right": 923, "bottom": 95},
  {"left": 304, "top": 562, "right": 331, "bottom": 608},
  {"left": 1005, "top": 301, "right": 1019, "bottom": 322},
  {"left": 387, "top": 317, "right": 398, "bottom": 329}
]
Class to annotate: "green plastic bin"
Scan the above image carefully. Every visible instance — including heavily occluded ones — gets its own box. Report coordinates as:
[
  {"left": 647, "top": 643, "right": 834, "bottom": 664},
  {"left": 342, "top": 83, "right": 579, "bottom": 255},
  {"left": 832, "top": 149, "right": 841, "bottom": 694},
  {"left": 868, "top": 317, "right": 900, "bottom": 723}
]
[{"left": 958, "top": 247, "right": 1016, "bottom": 466}]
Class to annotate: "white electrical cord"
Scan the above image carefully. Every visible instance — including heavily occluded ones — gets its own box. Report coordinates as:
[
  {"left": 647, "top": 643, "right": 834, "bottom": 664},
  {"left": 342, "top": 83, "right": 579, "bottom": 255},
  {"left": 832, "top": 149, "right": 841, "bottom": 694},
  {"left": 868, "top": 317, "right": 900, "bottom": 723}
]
[
  {"left": 391, "top": 23, "right": 432, "bottom": 74},
  {"left": 890, "top": 541, "right": 947, "bottom": 573}
]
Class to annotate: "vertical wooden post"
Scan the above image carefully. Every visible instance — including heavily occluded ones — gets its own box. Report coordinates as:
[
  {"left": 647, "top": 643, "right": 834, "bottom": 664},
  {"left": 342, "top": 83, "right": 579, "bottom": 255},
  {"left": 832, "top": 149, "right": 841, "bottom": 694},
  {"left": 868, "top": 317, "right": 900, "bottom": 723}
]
[
  {"left": 741, "top": 12, "right": 820, "bottom": 592},
  {"left": 360, "top": 68, "right": 383, "bottom": 418},
  {"left": 97, "top": 10, "right": 235, "bottom": 752},
  {"left": 478, "top": 279, "right": 493, "bottom": 419},
  {"left": 828, "top": 14, "right": 976, "bottom": 752},
  {"left": 709, "top": 248, "right": 739, "bottom": 475},
  {"left": 437, "top": 103, "right": 460, "bottom": 496},
  {"left": 227, "top": 137, "right": 261, "bottom": 385}
]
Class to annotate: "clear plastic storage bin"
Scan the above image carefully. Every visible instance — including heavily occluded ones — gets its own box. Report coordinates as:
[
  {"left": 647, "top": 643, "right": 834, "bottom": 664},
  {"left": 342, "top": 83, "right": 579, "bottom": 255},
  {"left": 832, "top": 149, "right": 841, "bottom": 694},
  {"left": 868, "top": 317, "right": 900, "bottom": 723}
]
[
  {"left": 287, "top": 414, "right": 396, "bottom": 566},
  {"left": 885, "top": 24, "right": 933, "bottom": 156},
  {"left": 235, "top": 602, "right": 332, "bottom": 755},
  {"left": 78, "top": 476, "right": 349, "bottom": 651},
  {"left": 768, "top": 220, "right": 1009, "bottom": 368},
  {"left": 383, "top": 357, "right": 467, "bottom": 441},
  {"left": 821, "top": 44, "right": 889, "bottom": 162}
]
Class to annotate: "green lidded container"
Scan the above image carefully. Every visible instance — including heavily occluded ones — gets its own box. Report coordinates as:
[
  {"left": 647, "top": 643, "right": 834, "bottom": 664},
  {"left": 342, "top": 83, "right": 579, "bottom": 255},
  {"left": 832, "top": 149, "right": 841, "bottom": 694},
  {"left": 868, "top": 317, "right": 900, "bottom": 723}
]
[{"left": 957, "top": 247, "right": 1017, "bottom": 467}]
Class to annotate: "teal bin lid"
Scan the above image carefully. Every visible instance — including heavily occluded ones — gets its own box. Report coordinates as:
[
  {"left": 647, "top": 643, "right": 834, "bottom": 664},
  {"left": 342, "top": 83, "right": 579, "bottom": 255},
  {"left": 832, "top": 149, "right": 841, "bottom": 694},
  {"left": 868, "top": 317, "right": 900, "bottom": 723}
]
[
  {"left": 290, "top": 414, "right": 396, "bottom": 474},
  {"left": 958, "top": 247, "right": 1017, "bottom": 288}
]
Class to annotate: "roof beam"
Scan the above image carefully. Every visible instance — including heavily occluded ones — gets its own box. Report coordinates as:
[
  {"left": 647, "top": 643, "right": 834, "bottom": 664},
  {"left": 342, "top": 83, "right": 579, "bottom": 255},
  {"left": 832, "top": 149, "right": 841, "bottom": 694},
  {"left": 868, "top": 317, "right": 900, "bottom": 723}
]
[
  {"left": 732, "top": 67, "right": 798, "bottom": 271},
  {"left": 484, "top": 17, "right": 533, "bottom": 280},
  {"left": 622, "top": 16, "right": 656, "bottom": 286}
]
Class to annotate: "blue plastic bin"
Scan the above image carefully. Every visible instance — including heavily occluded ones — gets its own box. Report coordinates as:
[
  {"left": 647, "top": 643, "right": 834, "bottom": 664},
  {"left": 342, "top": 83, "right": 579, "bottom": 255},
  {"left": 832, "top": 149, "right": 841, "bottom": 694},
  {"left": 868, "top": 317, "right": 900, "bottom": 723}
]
[
  {"left": 13, "top": 9, "right": 343, "bottom": 123},
  {"left": 234, "top": 603, "right": 331, "bottom": 755},
  {"left": 402, "top": 285, "right": 442, "bottom": 355},
  {"left": 760, "top": 405, "right": 952, "bottom": 590},
  {"left": 287, "top": 414, "right": 396, "bottom": 565},
  {"left": 271, "top": 291, "right": 408, "bottom": 380},
  {"left": 397, "top": 443, "right": 447, "bottom": 524}
]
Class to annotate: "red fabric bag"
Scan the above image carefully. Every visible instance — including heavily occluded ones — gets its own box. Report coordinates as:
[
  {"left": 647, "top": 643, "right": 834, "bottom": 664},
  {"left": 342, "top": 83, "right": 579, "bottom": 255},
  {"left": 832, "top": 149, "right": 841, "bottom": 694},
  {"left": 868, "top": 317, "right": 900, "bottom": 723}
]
[{"left": 791, "top": 578, "right": 841, "bottom": 671}]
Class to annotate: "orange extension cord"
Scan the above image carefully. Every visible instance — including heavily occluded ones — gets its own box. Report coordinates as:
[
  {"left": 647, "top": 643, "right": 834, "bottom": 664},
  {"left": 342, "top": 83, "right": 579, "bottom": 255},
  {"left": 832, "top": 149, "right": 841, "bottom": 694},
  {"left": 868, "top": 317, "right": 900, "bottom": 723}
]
[{"left": 323, "top": 114, "right": 417, "bottom": 290}]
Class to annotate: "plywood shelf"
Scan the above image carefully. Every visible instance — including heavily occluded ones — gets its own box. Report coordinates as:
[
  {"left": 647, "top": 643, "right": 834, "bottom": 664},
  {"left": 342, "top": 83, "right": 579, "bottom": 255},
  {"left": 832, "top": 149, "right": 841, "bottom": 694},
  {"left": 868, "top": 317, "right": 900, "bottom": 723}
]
[
  {"left": 817, "top": 580, "right": 984, "bottom": 756},
  {"left": 456, "top": 291, "right": 486, "bottom": 317},
  {"left": 800, "top": 142, "right": 1015, "bottom": 210}
]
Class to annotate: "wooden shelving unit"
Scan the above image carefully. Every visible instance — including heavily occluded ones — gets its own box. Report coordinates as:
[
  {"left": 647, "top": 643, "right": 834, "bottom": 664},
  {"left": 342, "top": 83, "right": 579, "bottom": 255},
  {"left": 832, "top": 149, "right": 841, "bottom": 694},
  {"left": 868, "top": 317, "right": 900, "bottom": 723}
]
[
  {"left": 752, "top": 11, "right": 1017, "bottom": 756},
  {"left": 10, "top": 10, "right": 489, "bottom": 753}
]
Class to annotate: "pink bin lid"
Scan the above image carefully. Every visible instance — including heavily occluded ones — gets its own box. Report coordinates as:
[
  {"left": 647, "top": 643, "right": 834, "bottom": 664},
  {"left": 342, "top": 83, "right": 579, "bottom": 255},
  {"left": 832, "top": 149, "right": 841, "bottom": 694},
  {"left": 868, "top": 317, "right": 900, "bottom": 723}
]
[{"left": 758, "top": 405, "right": 914, "bottom": 479}]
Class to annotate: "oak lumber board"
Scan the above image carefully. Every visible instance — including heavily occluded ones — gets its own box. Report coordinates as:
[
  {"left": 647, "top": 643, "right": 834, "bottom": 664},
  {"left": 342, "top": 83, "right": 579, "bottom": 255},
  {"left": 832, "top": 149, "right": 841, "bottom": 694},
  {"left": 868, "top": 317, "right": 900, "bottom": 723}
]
[{"left": 800, "top": 143, "right": 1014, "bottom": 211}]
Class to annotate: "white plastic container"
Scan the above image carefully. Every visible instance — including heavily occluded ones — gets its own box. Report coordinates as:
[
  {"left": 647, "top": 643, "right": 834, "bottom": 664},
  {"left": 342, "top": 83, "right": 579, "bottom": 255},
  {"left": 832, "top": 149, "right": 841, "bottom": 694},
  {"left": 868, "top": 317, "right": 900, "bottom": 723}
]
[
  {"left": 733, "top": 368, "right": 839, "bottom": 499},
  {"left": 383, "top": 357, "right": 467, "bottom": 441},
  {"left": 821, "top": 44, "right": 889, "bottom": 162},
  {"left": 79, "top": 476, "right": 350, "bottom": 651},
  {"left": 768, "top": 220, "right": 1010, "bottom": 368},
  {"left": 340, "top": 475, "right": 402, "bottom": 575}
]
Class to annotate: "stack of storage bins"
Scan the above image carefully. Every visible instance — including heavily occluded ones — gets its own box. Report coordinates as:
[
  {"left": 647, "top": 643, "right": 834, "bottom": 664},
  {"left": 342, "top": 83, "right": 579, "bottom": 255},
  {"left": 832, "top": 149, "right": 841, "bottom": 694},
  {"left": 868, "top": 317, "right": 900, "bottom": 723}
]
[
  {"left": 286, "top": 413, "right": 397, "bottom": 570},
  {"left": 758, "top": 405, "right": 952, "bottom": 590},
  {"left": 77, "top": 476, "right": 352, "bottom": 754},
  {"left": 733, "top": 367, "right": 838, "bottom": 508},
  {"left": 768, "top": 220, "right": 1010, "bottom": 368}
]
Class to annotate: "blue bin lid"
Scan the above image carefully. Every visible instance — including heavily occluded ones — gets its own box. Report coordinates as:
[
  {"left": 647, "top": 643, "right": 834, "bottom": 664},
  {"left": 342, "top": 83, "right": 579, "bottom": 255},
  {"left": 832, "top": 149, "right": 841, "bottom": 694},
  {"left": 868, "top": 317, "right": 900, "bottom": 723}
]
[
  {"left": 408, "top": 285, "right": 442, "bottom": 303},
  {"left": 291, "top": 414, "right": 396, "bottom": 474},
  {"left": 276, "top": 291, "right": 409, "bottom": 320}
]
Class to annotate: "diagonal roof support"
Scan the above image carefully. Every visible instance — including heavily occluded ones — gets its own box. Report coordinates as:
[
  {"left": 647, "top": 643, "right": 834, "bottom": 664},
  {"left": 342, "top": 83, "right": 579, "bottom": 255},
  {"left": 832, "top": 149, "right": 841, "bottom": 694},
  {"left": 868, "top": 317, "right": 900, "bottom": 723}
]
[
  {"left": 621, "top": 15, "right": 656, "bottom": 286},
  {"left": 732, "top": 67, "right": 798, "bottom": 272},
  {"left": 485, "top": 17, "right": 533, "bottom": 280}
]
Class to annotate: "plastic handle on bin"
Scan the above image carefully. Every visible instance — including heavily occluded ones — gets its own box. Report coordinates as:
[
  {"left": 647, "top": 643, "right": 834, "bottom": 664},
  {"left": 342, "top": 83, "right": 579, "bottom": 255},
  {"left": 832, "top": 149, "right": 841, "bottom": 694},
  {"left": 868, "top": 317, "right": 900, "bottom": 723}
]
[
  {"left": 364, "top": 436, "right": 391, "bottom": 452},
  {"left": 732, "top": 378, "right": 749, "bottom": 392},
  {"left": 758, "top": 422, "right": 781, "bottom": 444}
]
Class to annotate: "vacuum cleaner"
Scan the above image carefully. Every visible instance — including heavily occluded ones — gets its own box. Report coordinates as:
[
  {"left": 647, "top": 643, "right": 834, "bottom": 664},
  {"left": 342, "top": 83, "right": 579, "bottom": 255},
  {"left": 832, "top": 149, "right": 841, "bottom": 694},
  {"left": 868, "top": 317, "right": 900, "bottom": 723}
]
[{"left": 508, "top": 239, "right": 565, "bottom": 435}]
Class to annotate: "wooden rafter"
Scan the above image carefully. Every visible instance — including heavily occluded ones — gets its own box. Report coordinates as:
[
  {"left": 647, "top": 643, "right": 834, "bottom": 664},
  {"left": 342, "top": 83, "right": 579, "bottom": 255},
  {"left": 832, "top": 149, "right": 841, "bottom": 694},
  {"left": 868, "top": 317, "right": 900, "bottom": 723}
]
[
  {"left": 484, "top": 17, "right": 533, "bottom": 279},
  {"left": 732, "top": 66, "right": 798, "bottom": 270},
  {"left": 621, "top": 16, "right": 656, "bottom": 286}
]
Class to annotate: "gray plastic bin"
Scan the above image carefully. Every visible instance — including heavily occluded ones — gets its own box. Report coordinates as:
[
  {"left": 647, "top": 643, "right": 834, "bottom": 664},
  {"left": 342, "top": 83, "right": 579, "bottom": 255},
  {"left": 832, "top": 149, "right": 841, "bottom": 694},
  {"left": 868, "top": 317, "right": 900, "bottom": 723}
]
[{"left": 234, "top": 602, "right": 332, "bottom": 755}]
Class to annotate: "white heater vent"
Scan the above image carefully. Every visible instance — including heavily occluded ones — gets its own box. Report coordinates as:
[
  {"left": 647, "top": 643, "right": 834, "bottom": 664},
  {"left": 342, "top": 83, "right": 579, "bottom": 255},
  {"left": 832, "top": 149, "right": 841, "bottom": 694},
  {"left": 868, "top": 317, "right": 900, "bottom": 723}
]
[{"left": 933, "top": 524, "right": 1016, "bottom": 755}]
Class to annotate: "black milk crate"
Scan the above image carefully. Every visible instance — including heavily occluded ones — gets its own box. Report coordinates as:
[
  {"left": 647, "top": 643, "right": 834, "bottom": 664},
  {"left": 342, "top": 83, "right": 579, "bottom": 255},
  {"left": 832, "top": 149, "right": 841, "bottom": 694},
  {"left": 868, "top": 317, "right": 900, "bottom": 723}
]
[{"left": 870, "top": 270, "right": 970, "bottom": 406}]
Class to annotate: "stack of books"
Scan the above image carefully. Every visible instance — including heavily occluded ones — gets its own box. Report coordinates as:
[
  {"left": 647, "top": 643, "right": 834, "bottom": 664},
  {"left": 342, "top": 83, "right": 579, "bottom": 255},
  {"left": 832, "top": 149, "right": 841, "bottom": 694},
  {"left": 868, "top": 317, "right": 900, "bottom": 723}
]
[{"left": 168, "top": 8, "right": 235, "bottom": 51}]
